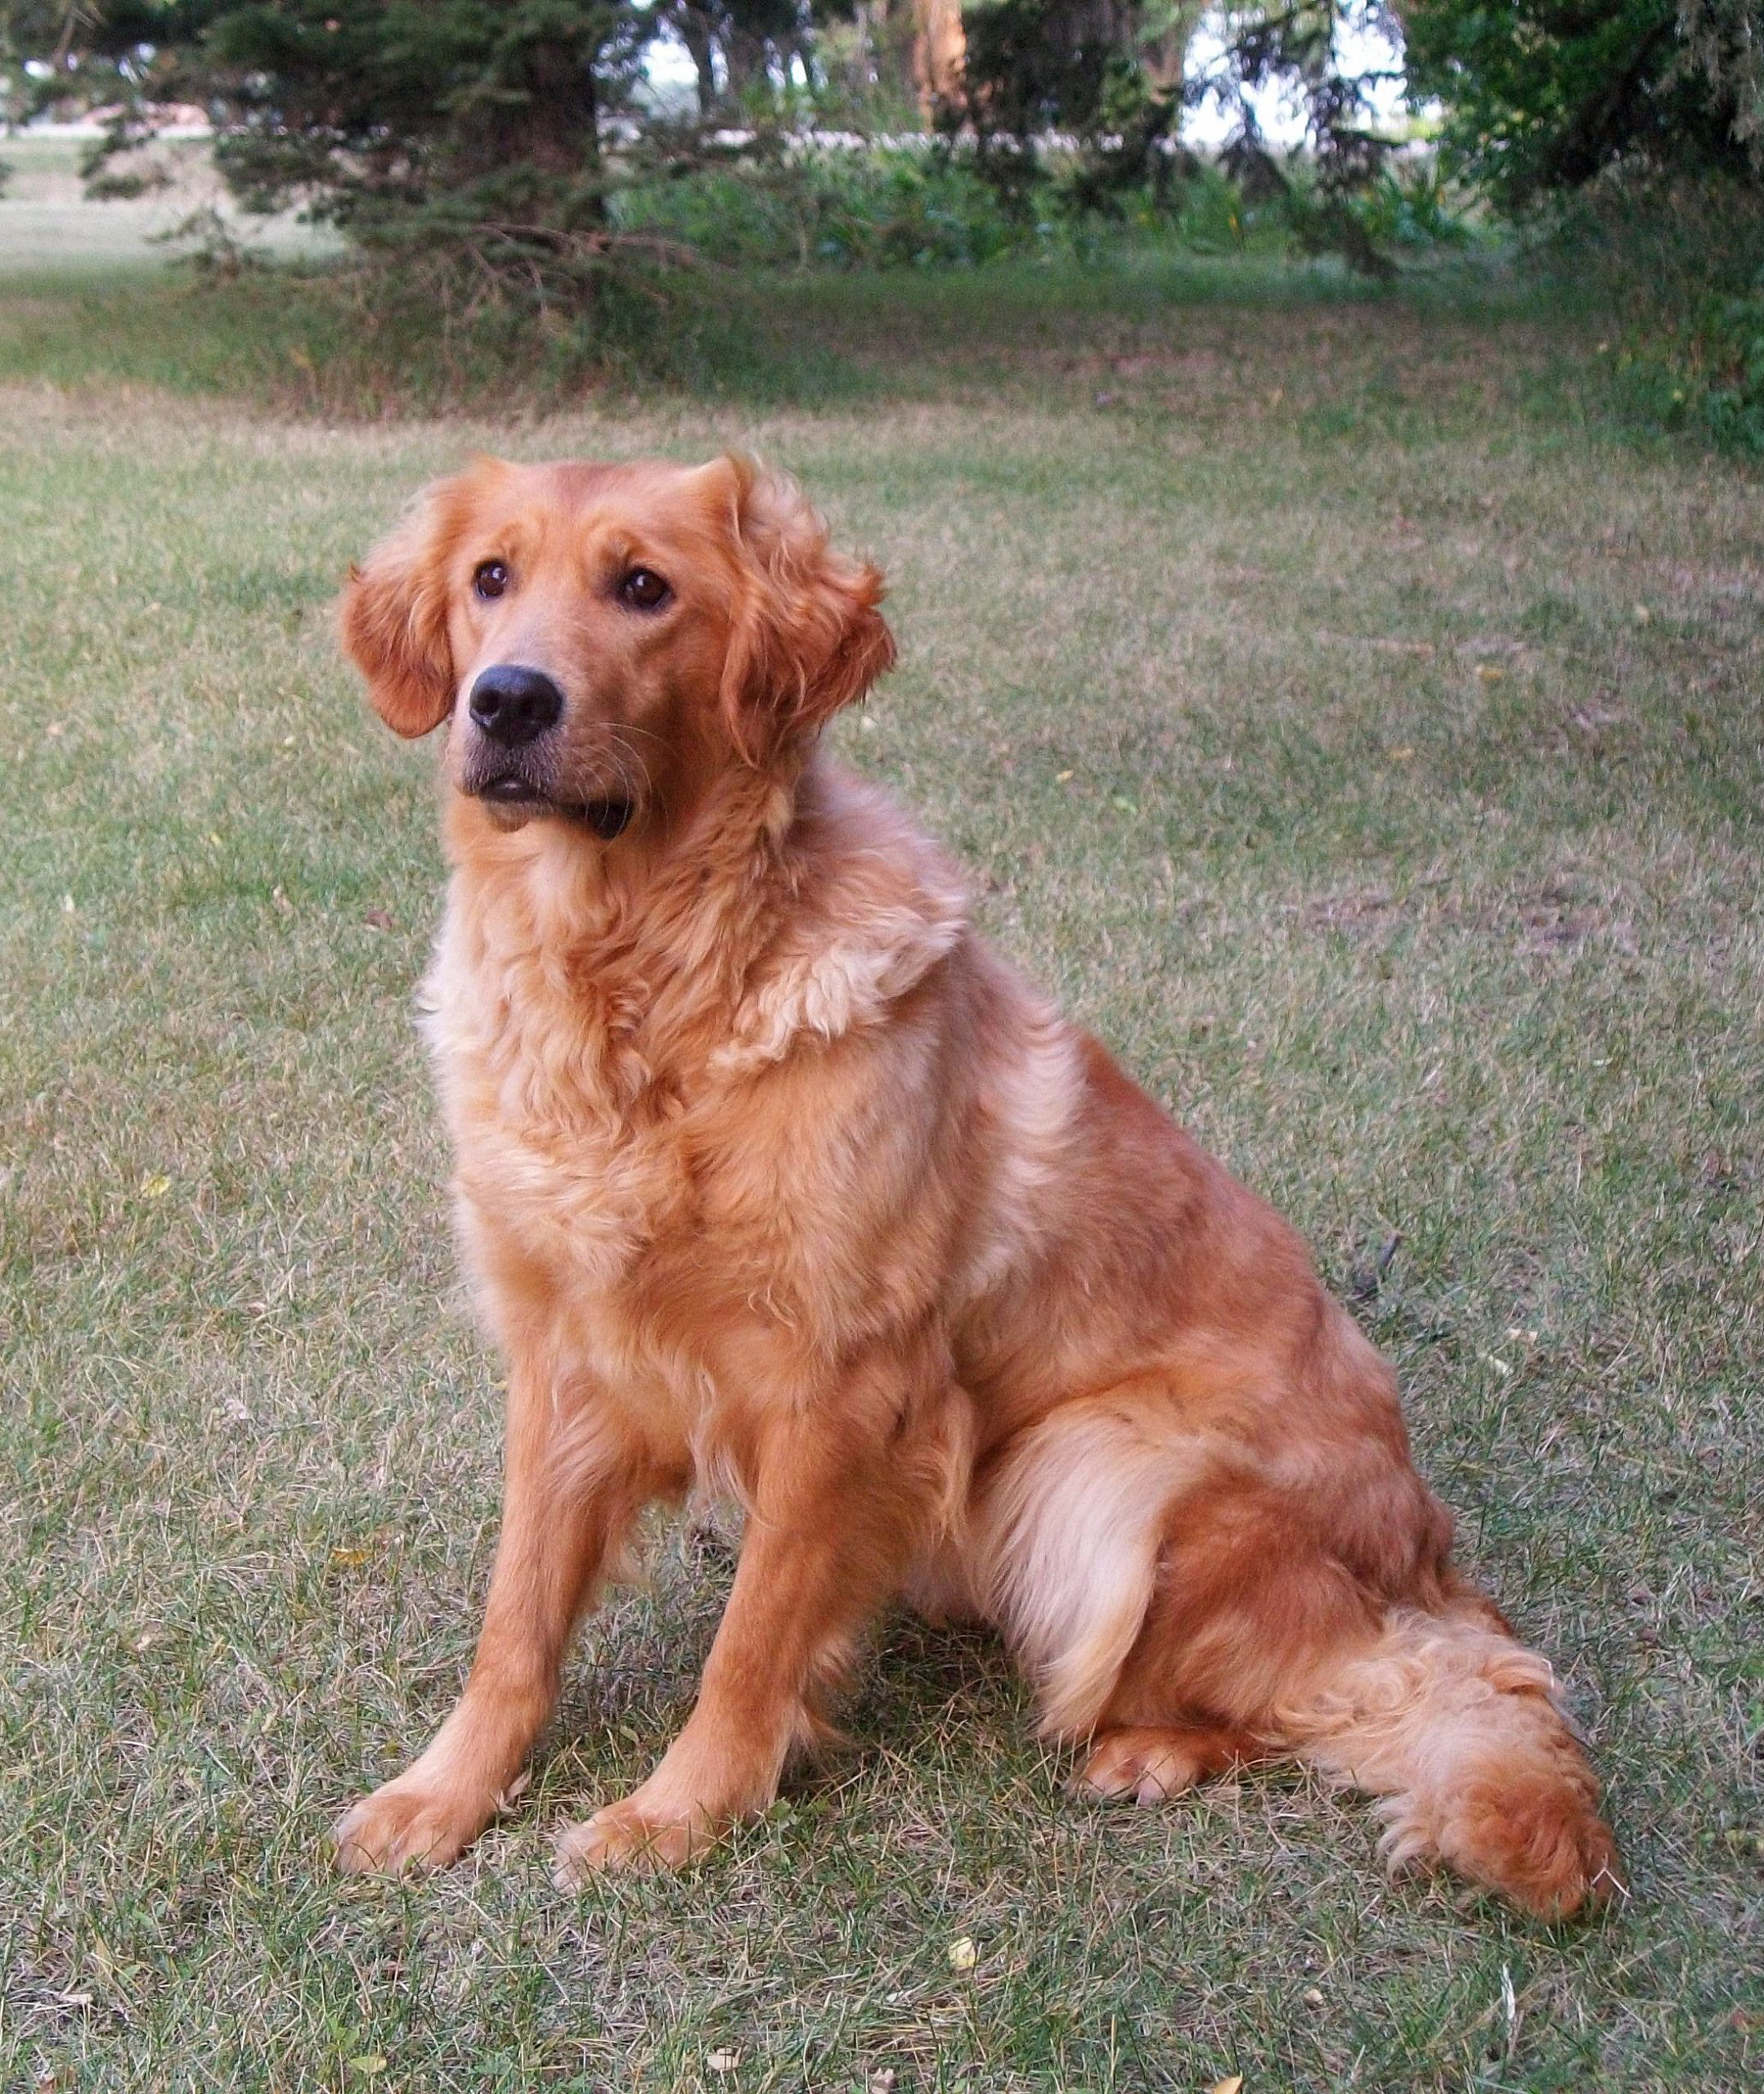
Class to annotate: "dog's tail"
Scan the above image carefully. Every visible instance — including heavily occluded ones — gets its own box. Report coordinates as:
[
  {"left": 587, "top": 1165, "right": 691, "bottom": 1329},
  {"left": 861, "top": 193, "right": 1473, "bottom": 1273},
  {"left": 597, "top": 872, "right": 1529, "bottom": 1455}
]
[{"left": 1277, "top": 1593, "right": 1623, "bottom": 1919}]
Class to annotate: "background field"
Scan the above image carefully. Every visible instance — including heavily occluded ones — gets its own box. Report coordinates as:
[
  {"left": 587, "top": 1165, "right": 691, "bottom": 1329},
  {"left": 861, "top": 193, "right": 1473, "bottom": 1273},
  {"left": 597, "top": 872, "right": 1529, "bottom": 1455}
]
[
  {"left": 0, "top": 134, "right": 330, "bottom": 276},
  {"left": 2, "top": 223, "right": 1761, "bottom": 2090}
]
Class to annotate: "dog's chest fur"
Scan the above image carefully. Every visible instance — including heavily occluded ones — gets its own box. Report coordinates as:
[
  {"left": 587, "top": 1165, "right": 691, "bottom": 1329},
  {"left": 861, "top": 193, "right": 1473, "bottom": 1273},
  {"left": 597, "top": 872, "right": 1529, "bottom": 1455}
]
[
  {"left": 423, "top": 878, "right": 719, "bottom": 1308},
  {"left": 421, "top": 768, "right": 974, "bottom": 1400}
]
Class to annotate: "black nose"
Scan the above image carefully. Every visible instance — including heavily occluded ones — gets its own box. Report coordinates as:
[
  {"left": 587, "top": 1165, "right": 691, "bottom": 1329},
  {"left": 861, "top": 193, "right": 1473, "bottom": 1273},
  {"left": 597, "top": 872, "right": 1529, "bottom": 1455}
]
[{"left": 469, "top": 664, "right": 563, "bottom": 747}]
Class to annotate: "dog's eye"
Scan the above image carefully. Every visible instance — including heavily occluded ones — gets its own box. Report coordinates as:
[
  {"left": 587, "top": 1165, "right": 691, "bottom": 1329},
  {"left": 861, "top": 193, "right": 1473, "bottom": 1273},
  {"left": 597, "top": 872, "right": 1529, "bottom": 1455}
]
[
  {"left": 617, "top": 568, "right": 671, "bottom": 611},
  {"left": 474, "top": 561, "right": 509, "bottom": 601}
]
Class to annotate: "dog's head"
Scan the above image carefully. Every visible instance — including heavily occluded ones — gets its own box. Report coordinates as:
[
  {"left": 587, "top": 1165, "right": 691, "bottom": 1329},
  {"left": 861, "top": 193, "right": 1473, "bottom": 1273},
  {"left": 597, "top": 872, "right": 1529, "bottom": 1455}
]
[{"left": 339, "top": 454, "right": 895, "bottom": 839}]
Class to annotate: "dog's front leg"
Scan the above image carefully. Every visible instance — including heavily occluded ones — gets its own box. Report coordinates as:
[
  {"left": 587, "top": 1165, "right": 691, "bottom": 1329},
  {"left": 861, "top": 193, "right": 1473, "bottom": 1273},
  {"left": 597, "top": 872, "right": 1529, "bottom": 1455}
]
[
  {"left": 554, "top": 1337, "right": 965, "bottom": 1879},
  {"left": 333, "top": 1360, "right": 654, "bottom": 1873}
]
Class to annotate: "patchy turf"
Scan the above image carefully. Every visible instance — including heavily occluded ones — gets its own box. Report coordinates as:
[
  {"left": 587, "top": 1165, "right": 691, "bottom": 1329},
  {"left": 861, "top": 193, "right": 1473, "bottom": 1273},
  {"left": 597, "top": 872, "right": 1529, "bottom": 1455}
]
[{"left": 1, "top": 252, "right": 1761, "bottom": 2091}]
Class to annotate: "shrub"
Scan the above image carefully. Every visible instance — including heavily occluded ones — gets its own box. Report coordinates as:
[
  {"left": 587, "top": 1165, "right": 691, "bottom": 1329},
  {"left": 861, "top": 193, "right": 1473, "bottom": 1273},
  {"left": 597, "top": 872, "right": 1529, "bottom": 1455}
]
[
  {"left": 1692, "top": 283, "right": 1764, "bottom": 451},
  {"left": 1350, "top": 164, "right": 1479, "bottom": 253},
  {"left": 615, "top": 146, "right": 1482, "bottom": 278},
  {"left": 1546, "top": 167, "right": 1764, "bottom": 453},
  {"left": 614, "top": 146, "right": 1023, "bottom": 270}
]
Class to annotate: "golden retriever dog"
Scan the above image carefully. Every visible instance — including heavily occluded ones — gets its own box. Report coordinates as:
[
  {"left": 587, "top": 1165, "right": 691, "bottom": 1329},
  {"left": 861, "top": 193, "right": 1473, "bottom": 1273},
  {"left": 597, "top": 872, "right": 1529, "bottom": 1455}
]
[{"left": 332, "top": 453, "right": 1621, "bottom": 1916}]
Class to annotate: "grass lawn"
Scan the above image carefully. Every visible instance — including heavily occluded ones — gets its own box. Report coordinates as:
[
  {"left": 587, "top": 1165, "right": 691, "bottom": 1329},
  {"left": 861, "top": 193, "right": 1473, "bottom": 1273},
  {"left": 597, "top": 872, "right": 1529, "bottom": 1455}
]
[
  {"left": 0, "top": 135, "right": 332, "bottom": 276},
  {"left": 2, "top": 233, "right": 1761, "bottom": 2091}
]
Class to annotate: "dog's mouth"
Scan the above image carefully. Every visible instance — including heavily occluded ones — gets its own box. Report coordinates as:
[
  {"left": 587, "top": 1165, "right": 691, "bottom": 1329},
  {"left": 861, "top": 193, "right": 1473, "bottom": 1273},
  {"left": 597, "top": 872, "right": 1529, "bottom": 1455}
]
[{"left": 472, "top": 774, "right": 635, "bottom": 840}]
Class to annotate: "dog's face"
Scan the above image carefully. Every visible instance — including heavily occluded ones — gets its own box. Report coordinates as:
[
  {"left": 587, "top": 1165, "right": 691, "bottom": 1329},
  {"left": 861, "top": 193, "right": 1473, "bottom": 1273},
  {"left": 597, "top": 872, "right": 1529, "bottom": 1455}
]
[{"left": 340, "top": 455, "right": 895, "bottom": 838}]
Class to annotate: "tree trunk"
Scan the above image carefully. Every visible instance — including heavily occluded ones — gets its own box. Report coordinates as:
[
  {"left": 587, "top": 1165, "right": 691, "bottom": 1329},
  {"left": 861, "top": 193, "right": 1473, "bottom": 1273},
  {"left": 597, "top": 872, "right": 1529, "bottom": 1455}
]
[
  {"left": 674, "top": 5, "right": 720, "bottom": 119},
  {"left": 911, "top": 0, "right": 966, "bottom": 120},
  {"left": 1142, "top": 0, "right": 1205, "bottom": 102},
  {"left": 723, "top": 26, "right": 770, "bottom": 103}
]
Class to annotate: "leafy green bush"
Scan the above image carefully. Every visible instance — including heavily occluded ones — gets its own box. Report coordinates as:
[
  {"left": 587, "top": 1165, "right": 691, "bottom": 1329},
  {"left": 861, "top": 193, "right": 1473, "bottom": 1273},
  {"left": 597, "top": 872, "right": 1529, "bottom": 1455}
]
[
  {"left": 615, "top": 148, "right": 1478, "bottom": 278},
  {"left": 1047, "top": 163, "right": 1286, "bottom": 258},
  {"left": 614, "top": 146, "right": 1023, "bottom": 270},
  {"left": 1605, "top": 281, "right": 1764, "bottom": 454},
  {"left": 1693, "top": 283, "right": 1764, "bottom": 450},
  {"left": 1547, "top": 169, "right": 1764, "bottom": 454},
  {"left": 1350, "top": 164, "right": 1479, "bottom": 253}
]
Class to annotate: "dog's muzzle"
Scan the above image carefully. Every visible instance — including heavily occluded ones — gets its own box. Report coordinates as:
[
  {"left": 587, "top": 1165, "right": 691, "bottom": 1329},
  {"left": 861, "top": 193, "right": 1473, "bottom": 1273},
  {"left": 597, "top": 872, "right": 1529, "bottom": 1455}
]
[{"left": 461, "top": 663, "right": 635, "bottom": 838}]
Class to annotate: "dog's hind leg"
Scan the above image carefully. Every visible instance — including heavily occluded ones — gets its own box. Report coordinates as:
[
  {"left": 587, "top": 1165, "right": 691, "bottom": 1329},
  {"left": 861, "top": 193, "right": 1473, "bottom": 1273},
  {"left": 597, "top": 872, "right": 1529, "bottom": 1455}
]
[
  {"left": 976, "top": 1375, "right": 1619, "bottom": 1918},
  {"left": 966, "top": 1392, "right": 1268, "bottom": 1804},
  {"left": 1090, "top": 1478, "right": 1620, "bottom": 1916}
]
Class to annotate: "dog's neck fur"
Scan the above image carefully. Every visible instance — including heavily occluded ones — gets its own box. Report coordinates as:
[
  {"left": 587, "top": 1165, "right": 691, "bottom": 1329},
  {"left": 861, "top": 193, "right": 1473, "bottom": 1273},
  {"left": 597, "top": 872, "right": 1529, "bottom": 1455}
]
[{"left": 438, "top": 744, "right": 968, "bottom": 1113}]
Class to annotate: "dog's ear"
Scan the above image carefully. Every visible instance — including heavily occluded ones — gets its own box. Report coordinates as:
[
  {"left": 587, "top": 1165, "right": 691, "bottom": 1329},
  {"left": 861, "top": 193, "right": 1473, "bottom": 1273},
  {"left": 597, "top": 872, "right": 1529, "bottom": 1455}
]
[
  {"left": 339, "top": 473, "right": 480, "bottom": 738},
  {"left": 707, "top": 454, "right": 896, "bottom": 764}
]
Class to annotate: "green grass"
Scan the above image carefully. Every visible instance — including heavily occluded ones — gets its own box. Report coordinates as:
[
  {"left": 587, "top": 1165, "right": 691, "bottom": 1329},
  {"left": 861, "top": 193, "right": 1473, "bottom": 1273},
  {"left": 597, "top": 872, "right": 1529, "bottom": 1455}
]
[
  {"left": 2, "top": 229, "right": 1762, "bottom": 2089},
  {"left": 0, "top": 182, "right": 1569, "bottom": 422},
  {"left": 0, "top": 135, "right": 332, "bottom": 274}
]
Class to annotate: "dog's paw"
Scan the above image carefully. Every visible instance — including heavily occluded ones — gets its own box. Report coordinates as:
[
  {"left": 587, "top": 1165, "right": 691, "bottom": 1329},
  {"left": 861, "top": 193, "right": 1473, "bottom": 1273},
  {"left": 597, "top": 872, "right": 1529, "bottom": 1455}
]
[
  {"left": 332, "top": 1775, "right": 495, "bottom": 1875},
  {"left": 551, "top": 1796, "right": 711, "bottom": 1882},
  {"left": 1073, "top": 1725, "right": 1231, "bottom": 1806}
]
